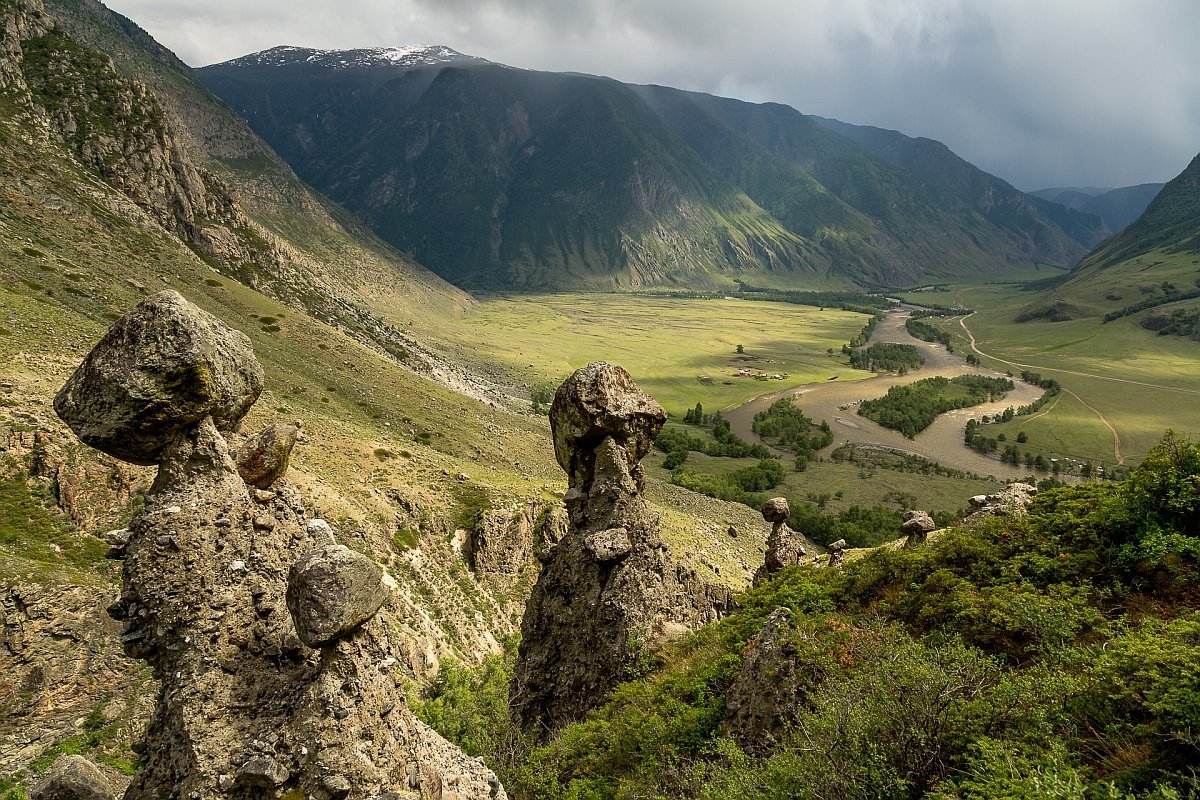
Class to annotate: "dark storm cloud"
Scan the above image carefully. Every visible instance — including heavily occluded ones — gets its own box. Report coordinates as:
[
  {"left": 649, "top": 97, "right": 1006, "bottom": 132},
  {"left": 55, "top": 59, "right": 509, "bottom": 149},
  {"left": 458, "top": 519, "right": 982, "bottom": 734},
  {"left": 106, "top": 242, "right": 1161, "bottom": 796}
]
[{"left": 104, "top": 0, "right": 1200, "bottom": 190}]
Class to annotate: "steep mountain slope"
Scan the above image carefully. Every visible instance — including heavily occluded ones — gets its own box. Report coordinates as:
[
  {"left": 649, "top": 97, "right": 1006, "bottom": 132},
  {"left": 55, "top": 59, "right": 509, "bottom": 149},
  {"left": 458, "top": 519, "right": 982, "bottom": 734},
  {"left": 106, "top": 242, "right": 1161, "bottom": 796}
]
[
  {"left": 0, "top": 0, "right": 777, "bottom": 786},
  {"left": 201, "top": 51, "right": 825, "bottom": 290},
  {"left": 638, "top": 87, "right": 1102, "bottom": 286},
  {"left": 1018, "top": 153, "right": 1200, "bottom": 323},
  {"left": 200, "top": 48, "right": 1099, "bottom": 291},
  {"left": 40, "top": 0, "right": 474, "bottom": 332},
  {"left": 808, "top": 115, "right": 1108, "bottom": 255},
  {"left": 1031, "top": 183, "right": 1165, "bottom": 232}
]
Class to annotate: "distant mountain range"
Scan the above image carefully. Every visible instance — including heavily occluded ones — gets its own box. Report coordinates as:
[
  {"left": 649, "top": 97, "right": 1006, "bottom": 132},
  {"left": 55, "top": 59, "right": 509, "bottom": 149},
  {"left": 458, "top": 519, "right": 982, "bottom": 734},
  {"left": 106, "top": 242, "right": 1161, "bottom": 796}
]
[
  {"left": 198, "top": 47, "right": 1108, "bottom": 291},
  {"left": 1030, "top": 184, "right": 1165, "bottom": 233},
  {"left": 1018, "top": 153, "right": 1199, "bottom": 326}
]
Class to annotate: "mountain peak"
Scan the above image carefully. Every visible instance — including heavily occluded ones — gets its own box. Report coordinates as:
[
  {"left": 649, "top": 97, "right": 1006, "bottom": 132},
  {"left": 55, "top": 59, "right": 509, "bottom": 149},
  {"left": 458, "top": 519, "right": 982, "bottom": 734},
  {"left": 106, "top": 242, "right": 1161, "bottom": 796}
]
[{"left": 213, "top": 44, "right": 487, "bottom": 70}]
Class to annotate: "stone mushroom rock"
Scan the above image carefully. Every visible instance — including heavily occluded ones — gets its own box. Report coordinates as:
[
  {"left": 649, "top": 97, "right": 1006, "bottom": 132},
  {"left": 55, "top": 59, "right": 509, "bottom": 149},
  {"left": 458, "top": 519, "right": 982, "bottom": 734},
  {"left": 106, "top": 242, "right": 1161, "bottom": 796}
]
[
  {"left": 901, "top": 510, "right": 936, "bottom": 548},
  {"left": 827, "top": 538, "right": 847, "bottom": 568},
  {"left": 549, "top": 361, "right": 666, "bottom": 484},
  {"left": 753, "top": 497, "right": 805, "bottom": 584},
  {"left": 512, "top": 362, "right": 733, "bottom": 739},
  {"left": 235, "top": 419, "right": 304, "bottom": 488},
  {"left": 53, "top": 290, "right": 263, "bottom": 465},
  {"left": 29, "top": 755, "right": 115, "bottom": 800},
  {"left": 56, "top": 296, "right": 507, "bottom": 800},
  {"left": 287, "top": 544, "right": 389, "bottom": 648}
]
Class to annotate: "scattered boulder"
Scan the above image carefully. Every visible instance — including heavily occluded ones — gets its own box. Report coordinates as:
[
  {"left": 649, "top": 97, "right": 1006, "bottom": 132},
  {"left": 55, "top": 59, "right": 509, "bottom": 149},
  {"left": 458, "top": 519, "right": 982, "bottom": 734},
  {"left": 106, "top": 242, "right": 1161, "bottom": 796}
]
[
  {"left": 901, "top": 510, "right": 936, "bottom": 548},
  {"left": 29, "top": 755, "right": 115, "bottom": 800},
  {"left": 53, "top": 290, "right": 263, "bottom": 465},
  {"left": 286, "top": 544, "right": 389, "bottom": 648},
  {"left": 235, "top": 420, "right": 303, "bottom": 488}
]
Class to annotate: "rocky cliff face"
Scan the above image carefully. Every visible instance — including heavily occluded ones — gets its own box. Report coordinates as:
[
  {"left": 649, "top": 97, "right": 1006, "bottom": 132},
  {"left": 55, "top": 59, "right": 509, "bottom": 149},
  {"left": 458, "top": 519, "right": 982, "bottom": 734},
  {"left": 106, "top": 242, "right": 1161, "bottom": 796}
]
[
  {"left": 52, "top": 290, "right": 503, "bottom": 799},
  {"left": 511, "top": 362, "right": 734, "bottom": 737}
]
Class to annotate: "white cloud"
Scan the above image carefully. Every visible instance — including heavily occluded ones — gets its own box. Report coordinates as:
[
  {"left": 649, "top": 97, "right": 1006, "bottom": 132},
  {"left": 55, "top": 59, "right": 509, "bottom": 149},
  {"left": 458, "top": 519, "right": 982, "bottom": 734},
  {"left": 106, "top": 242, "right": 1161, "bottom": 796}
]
[{"left": 103, "top": 0, "right": 1200, "bottom": 189}]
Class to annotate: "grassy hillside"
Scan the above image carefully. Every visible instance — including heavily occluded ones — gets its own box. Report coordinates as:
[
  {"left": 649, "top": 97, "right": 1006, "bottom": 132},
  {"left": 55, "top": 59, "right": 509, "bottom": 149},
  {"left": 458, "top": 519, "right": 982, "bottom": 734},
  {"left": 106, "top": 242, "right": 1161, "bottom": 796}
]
[
  {"left": 418, "top": 432, "right": 1200, "bottom": 799},
  {"left": 1021, "top": 153, "right": 1200, "bottom": 321}
]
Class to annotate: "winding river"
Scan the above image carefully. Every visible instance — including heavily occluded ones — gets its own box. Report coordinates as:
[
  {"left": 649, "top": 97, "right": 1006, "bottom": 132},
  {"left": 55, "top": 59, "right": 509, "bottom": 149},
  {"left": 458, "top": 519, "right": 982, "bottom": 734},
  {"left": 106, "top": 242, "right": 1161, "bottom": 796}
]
[{"left": 723, "top": 308, "right": 1047, "bottom": 480}]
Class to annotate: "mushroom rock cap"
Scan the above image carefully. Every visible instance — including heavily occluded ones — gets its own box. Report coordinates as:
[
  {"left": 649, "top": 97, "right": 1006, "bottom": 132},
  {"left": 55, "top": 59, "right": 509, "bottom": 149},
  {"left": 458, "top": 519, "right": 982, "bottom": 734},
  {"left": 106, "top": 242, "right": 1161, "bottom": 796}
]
[
  {"left": 54, "top": 290, "right": 263, "bottom": 465},
  {"left": 549, "top": 362, "right": 666, "bottom": 475},
  {"left": 762, "top": 497, "right": 790, "bottom": 524}
]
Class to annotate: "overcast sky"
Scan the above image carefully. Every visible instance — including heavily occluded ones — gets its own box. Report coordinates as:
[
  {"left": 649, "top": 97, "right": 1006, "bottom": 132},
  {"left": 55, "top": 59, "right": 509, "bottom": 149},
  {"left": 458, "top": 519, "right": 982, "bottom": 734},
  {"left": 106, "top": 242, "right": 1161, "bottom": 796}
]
[{"left": 104, "top": 0, "right": 1199, "bottom": 191}]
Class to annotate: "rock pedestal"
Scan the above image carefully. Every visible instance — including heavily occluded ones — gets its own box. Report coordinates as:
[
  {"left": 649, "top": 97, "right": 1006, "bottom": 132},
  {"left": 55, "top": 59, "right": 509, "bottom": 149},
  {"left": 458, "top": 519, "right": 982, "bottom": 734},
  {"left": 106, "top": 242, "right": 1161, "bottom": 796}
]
[
  {"left": 753, "top": 497, "right": 806, "bottom": 584},
  {"left": 54, "top": 292, "right": 503, "bottom": 800},
  {"left": 511, "top": 362, "right": 733, "bottom": 738}
]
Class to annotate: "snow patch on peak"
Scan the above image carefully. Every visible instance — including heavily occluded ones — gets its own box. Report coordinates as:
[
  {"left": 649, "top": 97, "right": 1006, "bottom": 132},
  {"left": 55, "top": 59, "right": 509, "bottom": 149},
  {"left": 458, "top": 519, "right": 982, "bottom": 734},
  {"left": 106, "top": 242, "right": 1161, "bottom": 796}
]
[{"left": 214, "top": 45, "right": 487, "bottom": 71}]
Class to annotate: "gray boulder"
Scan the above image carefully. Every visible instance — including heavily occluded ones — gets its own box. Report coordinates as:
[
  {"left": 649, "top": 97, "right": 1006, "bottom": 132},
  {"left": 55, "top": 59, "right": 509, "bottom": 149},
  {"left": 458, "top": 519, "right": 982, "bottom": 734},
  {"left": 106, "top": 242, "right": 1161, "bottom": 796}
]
[
  {"left": 761, "top": 497, "right": 790, "bottom": 524},
  {"left": 286, "top": 544, "right": 388, "bottom": 648},
  {"left": 30, "top": 755, "right": 115, "bottom": 800},
  {"left": 236, "top": 420, "right": 303, "bottom": 488},
  {"left": 53, "top": 290, "right": 263, "bottom": 465},
  {"left": 549, "top": 362, "right": 666, "bottom": 483},
  {"left": 583, "top": 527, "right": 632, "bottom": 561}
]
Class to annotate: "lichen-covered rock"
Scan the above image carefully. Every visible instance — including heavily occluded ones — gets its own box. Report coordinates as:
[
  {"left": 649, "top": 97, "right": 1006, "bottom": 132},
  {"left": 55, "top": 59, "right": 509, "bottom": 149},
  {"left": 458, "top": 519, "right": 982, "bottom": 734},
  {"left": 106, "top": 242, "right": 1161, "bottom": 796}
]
[
  {"left": 236, "top": 420, "right": 303, "bottom": 488},
  {"left": 721, "top": 608, "right": 805, "bottom": 753},
  {"left": 513, "top": 363, "right": 732, "bottom": 739},
  {"left": 287, "top": 544, "right": 388, "bottom": 648},
  {"left": 29, "top": 755, "right": 115, "bottom": 800},
  {"left": 53, "top": 290, "right": 263, "bottom": 465}
]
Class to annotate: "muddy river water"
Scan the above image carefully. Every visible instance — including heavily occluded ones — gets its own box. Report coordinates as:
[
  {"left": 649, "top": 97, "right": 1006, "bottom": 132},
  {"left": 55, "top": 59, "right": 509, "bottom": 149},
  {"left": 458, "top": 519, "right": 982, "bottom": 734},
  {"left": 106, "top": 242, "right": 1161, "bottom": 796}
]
[{"left": 723, "top": 308, "right": 1046, "bottom": 480}]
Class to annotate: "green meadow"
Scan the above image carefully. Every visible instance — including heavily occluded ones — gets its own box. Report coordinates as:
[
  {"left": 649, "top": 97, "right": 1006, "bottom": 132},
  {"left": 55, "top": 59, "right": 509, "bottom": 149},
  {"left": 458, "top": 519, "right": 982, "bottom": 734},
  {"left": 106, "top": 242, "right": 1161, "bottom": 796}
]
[
  {"left": 430, "top": 293, "right": 870, "bottom": 417},
  {"left": 903, "top": 276, "right": 1200, "bottom": 467}
]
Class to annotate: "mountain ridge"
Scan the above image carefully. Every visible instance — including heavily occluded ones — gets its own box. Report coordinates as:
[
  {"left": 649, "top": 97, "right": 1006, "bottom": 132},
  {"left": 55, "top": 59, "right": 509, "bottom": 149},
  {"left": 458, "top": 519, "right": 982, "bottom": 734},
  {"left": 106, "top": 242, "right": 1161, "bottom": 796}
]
[{"left": 199, "top": 45, "right": 1105, "bottom": 291}]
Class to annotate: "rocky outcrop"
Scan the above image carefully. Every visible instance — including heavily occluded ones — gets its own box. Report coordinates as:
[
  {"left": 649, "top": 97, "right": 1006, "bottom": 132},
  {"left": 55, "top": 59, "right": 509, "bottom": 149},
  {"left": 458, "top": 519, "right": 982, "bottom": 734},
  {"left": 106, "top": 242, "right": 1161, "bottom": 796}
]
[
  {"left": 965, "top": 483, "right": 1038, "bottom": 523},
  {"left": 511, "top": 362, "right": 734, "bottom": 738},
  {"left": 753, "top": 497, "right": 806, "bottom": 584},
  {"left": 901, "top": 510, "right": 935, "bottom": 548},
  {"left": 52, "top": 293, "right": 504, "bottom": 799},
  {"left": 721, "top": 608, "right": 806, "bottom": 753}
]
